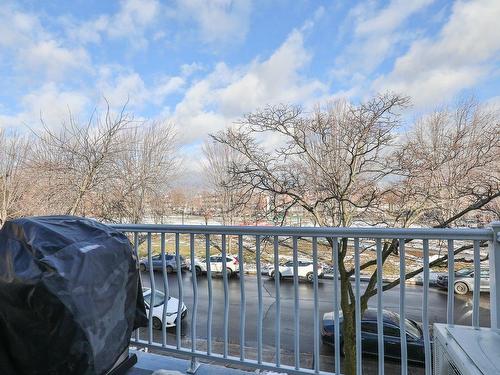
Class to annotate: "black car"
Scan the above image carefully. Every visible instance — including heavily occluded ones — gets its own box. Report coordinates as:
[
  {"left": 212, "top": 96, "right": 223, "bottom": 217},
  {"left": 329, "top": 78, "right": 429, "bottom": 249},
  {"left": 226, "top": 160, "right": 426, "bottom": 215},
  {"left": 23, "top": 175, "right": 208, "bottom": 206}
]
[
  {"left": 139, "top": 254, "right": 189, "bottom": 273},
  {"left": 321, "top": 308, "right": 428, "bottom": 364}
]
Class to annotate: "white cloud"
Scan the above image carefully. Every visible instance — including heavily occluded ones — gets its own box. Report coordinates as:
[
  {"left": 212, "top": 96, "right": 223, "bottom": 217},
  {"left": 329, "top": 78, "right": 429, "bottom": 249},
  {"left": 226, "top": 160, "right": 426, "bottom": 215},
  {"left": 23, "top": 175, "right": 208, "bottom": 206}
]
[
  {"left": 373, "top": 0, "right": 500, "bottom": 107},
  {"left": 0, "top": 83, "right": 89, "bottom": 128},
  {"left": 66, "top": 0, "right": 161, "bottom": 49},
  {"left": 174, "top": 0, "right": 252, "bottom": 45},
  {"left": 153, "top": 77, "right": 185, "bottom": 100},
  {"left": 170, "top": 27, "right": 326, "bottom": 143},
  {"left": 108, "top": 0, "right": 160, "bottom": 47},
  {"left": 354, "top": 0, "right": 434, "bottom": 36},
  {"left": 180, "top": 62, "right": 204, "bottom": 77},
  {"left": 95, "top": 65, "right": 185, "bottom": 109},
  {"left": 332, "top": 0, "right": 434, "bottom": 94},
  {"left": 66, "top": 0, "right": 248, "bottom": 49},
  {"left": 23, "top": 84, "right": 89, "bottom": 124},
  {"left": 65, "top": 15, "right": 109, "bottom": 44},
  {"left": 0, "top": 5, "right": 91, "bottom": 81},
  {"left": 0, "top": 9, "right": 40, "bottom": 47},
  {"left": 96, "top": 70, "right": 149, "bottom": 109},
  {"left": 0, "top": 60, "right": 183, "bottom": 129},
  {"left": 170, "top": 64, "right": 233, "bottom": 140},
  {"left": 217, "top": 29, "right": 324, "bottom": 116},
  {"left": 19, "top": 40, "right": 90, "bottom": 80}
]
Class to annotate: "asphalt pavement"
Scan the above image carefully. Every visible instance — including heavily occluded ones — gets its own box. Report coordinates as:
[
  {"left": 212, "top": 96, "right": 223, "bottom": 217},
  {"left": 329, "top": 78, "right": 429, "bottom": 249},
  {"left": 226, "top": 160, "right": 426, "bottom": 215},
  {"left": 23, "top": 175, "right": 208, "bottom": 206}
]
[{"left": 137, "top": 270, "right": 491, "bottom": 374}]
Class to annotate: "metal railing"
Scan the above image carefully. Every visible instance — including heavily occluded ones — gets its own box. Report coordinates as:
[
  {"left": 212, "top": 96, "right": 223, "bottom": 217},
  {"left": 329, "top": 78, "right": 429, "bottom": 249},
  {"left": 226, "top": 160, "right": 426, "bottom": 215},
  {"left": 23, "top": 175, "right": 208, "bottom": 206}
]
[{"left": 111, "top": 223, "right": 500, "bottom": 375}]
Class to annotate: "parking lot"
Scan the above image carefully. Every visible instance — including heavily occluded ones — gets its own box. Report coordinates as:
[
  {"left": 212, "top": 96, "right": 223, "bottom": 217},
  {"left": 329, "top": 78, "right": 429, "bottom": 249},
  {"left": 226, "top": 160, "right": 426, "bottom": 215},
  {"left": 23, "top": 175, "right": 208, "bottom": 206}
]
[{"left": 138, "top": 270, "right": 491, "bottom": 373}]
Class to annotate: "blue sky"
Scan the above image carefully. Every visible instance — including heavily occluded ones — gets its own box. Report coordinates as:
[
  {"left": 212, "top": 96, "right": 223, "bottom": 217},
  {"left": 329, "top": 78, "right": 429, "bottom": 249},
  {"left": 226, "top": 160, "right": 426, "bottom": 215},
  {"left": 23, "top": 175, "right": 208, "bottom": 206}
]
[{"left": 1, "top": 0, "right": 500, "bottom": 171}]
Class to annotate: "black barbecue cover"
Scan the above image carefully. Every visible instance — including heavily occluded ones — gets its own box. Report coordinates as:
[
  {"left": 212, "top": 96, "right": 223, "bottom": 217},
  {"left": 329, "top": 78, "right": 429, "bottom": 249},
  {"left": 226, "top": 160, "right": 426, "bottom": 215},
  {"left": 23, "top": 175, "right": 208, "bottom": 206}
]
[{"left": 0, "top": 216, "right": 148, "bottom": 375}]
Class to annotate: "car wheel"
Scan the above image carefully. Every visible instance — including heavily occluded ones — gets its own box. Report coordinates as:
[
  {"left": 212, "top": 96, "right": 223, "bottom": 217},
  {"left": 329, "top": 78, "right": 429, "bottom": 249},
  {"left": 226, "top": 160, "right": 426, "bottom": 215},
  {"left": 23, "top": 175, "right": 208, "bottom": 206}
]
[
  {"left": 166, "top": 265, "right": 173, "bottom": 274},
  {"left": 226, "top": 267, "right": 233, "bottom": 277},
  {"left": 152, "top": 317, "right": 162, "bottom": 330},
  {"left": 306, "top": 272, "right": 314, "bottom": 283},
  {"left": 271, "top": 271, "right": 282, "bottom": 280},
  {"left": 454, "top": 281, "right": 469, "bottom": 295},
  {"left": 195, "top": 266, "right": 202, "bottom": 276},
  {"left": 140, "top": 264, "right": 146, "bottom": 272}
]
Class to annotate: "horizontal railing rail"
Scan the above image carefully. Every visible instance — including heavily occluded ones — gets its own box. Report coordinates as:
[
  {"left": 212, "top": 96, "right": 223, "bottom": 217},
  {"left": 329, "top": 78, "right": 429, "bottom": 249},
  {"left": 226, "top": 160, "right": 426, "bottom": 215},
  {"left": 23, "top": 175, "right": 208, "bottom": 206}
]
[
  {"left": 111, "top": 224, "right": 493, "bottom": 240},
  {"left": 111, "top": 223, "right": 498, "bottom": 375}
]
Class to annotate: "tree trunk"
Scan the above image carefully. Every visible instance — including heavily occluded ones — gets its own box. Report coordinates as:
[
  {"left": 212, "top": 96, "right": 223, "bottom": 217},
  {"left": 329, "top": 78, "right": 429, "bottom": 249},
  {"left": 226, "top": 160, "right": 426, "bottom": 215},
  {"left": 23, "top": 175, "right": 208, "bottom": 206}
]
[
  {"left": 340, "top": 272, "right": 357, "bottom": 375},
  {"left": 1, "top": 177, "right": 9, "bottom": 225},
  {"left": 68, "top": 174, "right": 93, "bottom": 216}
]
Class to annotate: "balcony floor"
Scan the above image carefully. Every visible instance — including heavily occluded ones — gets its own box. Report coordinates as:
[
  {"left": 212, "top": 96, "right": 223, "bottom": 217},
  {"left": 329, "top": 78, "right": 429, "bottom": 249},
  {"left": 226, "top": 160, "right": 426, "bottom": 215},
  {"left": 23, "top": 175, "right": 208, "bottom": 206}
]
[
  {"left": 128, "top": 349, "right": 425, "bottom": 375},
  {"left": 128, "top": 350, "right": 252, "bottom": 375}
]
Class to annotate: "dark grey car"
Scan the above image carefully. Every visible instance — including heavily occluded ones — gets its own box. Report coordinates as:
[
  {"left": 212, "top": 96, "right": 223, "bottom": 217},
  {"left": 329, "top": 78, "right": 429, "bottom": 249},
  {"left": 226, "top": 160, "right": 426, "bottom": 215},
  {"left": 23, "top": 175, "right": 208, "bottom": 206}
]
[
  {"left": 139, "top": 254, "right": 189, "bottom": 273},
  {"left": 321, "top": 308, "right": 427, "bottom": 364},
  {"left": 436, "top": 267, "right": 490, "bottom": 295}
]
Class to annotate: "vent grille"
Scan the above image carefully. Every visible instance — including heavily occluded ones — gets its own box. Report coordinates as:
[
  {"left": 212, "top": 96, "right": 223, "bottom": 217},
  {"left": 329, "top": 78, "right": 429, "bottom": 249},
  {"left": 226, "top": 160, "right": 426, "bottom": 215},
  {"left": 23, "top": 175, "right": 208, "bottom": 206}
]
[
  {"left": 434, "top": 336, "right": 465, "bottom": 375},
  {"left": 449, "top": 361, "right": 463, "bottom": 375}
]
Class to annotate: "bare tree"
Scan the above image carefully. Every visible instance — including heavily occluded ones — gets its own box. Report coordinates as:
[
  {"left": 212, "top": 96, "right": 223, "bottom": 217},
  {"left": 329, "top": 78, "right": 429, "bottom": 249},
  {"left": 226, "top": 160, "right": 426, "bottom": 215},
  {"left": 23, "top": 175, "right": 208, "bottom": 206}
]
[
  {"left": 211, "top": 94, "right": 500, "bottom": 374},
  {"left": 358, "top": 98, "right": 500, "bottom": 299},
  {"left": 29, "top": 103, "right": 134, "bottom": 216},
  {"left": 1, "top": 100, "right": 180, "bottom": 226},
  {"left": 212, "top": 93, "right": 409, "bottom": 373},
  {"left": 0, "top": 130, "right": 30, "bottom": 226},
  {"left": 202, "top": 139, "right": 250, "bottom": 225},
  {"left": 99, "top": 120, "right": 178, "bottom": 223},
  {"left": 391, "top": 98, "right": 500, "bottom": 226}
]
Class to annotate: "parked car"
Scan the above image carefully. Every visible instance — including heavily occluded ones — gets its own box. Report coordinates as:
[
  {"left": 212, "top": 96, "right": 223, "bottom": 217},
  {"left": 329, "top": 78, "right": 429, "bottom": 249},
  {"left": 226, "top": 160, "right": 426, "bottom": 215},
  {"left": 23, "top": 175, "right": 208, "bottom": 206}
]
[
  {"left": 436, "top": 267, "right": 490, "bottom": 295},
  {"left": 190, "top": 255, "right": 240, "bottom": 277},
  {"left": 321, "top": 308, "right": 427, "bottom": 364},
  {"left": 268, "top": 259, "right": 324, "bottom": 282},
  {"left": 139, "top": 254, "right": 189, "bottom": 273},
  {"left": 142, "top": 288, "right": 187, "bottom": 329}
]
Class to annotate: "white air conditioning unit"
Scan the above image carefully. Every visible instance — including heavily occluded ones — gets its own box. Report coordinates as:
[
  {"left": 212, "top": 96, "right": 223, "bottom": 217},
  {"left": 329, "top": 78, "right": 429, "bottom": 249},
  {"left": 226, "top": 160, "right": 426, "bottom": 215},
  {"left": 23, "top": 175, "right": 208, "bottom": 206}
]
[{"left": 433, "top": 323, "right": 500, "bottom": 374}]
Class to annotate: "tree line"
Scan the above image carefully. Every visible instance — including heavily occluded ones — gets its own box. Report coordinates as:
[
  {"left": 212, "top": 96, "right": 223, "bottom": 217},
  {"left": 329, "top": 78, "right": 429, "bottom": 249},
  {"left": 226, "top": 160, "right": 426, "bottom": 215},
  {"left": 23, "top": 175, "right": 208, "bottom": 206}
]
[
  {"left": 0, "top": 103, "right": 177, "bottom": 226},
  {"left": 2, "top": 94, "right": 498, "bottom": 231},
  {"left": 207, "top": 94, "right": 499, "bottom": 229}
]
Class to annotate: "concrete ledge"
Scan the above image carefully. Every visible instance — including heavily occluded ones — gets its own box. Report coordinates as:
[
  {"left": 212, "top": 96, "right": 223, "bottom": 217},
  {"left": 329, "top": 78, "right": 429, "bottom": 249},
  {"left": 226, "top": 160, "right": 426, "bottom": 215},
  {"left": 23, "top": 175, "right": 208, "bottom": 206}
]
[{"left": 129, "top": 350, "right": 252, "bottom": 375}]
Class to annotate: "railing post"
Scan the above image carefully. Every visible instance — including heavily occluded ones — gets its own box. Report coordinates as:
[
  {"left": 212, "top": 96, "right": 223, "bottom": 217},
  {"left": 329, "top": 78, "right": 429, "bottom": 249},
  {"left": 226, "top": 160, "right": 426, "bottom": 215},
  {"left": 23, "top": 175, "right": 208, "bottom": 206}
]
[
  {"left": 186, "top": 358, "right": 200, "bottom": 374},
  {"left": 489, "top": 221, "right": 500, "bottom": 329}
]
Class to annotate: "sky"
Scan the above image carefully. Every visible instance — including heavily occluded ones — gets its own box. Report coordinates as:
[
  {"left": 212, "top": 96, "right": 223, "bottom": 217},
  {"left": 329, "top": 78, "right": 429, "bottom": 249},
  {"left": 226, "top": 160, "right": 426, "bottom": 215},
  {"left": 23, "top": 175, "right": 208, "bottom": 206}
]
[{"left": 1, "top": 0, "right": 500, "bottom": 177}]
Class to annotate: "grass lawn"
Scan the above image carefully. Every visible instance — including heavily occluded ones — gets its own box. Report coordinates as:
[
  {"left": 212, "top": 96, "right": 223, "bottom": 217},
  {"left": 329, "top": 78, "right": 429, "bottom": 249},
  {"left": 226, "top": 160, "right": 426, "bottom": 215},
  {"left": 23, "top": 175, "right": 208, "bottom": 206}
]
[{"left": 127, "top": 233, "right": 457, "bottom": 278}]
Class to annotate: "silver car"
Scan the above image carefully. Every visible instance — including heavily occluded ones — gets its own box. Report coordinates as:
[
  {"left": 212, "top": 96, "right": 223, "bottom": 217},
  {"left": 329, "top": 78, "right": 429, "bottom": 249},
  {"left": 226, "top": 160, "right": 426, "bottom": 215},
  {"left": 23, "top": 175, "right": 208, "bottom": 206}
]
[
  {"left": 139, "top": 254, "right": 189, "bottom": 273},
  {"left": 436, "top": 267, "right": 490, "bottom": 295}
]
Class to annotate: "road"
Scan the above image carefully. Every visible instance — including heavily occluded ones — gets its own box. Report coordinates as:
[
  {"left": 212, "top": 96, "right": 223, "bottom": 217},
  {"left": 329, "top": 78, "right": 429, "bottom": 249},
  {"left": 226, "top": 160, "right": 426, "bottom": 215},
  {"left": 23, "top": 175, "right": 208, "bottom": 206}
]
[{"left": 137, "top": 270, "right": 491, "bottom": 373}]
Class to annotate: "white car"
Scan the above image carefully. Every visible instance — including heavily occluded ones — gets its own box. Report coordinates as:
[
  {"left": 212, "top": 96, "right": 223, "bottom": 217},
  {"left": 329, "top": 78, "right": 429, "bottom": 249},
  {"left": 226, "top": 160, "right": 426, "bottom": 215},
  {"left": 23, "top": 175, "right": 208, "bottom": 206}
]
[
  {"left": 268, "top": 259, "right": 324, "bottom": 282},
  {"left": 190, "top": 255, "right": 239, "bottom": 277},
  {"left": 142, "top": 288, "right": 187, "bottom": 329}
]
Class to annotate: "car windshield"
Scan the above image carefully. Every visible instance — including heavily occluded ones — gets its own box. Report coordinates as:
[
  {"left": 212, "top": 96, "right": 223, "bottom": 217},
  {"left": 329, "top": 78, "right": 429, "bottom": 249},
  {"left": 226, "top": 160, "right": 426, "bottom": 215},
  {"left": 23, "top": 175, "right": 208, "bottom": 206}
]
[
  {"left": 380, "top": 310, "right": 421, "bottom": 338},
  {"left": 144, "top": 290, "right": 166, "bottom": 308},
  {"left": 456, "top": 268, "right": 472, "bottom": 276},
  {"left": 404, "top": 319, "right": 421, "bottom": 338}
]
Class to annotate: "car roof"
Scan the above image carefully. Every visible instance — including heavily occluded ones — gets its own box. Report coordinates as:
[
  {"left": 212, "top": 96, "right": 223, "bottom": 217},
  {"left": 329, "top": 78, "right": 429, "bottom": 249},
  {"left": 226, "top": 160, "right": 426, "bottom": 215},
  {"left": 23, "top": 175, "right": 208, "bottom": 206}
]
[
  {"left": 361, "top": 308, "right": 400, "bottom": 325},
  {"left": 457, "top": 267, "right": 488, "bottom": 272},
  {"left": 325, "top": 308, "right": 401, "bottom": 325}
]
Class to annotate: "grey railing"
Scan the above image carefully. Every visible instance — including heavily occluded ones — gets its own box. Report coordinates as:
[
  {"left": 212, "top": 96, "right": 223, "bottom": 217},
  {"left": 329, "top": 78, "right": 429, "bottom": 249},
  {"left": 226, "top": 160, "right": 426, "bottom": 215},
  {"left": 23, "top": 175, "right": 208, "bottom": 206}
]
[{"left": 111, "top": 223, "right": 500, "bottom": 375}]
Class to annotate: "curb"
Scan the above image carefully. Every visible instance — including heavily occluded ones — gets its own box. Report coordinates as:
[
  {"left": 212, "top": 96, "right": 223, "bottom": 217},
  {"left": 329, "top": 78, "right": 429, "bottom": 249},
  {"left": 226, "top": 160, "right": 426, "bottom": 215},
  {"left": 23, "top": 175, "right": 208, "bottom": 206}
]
[{"left": 240, "top": 270, "right": 432, "bottom": 286}]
